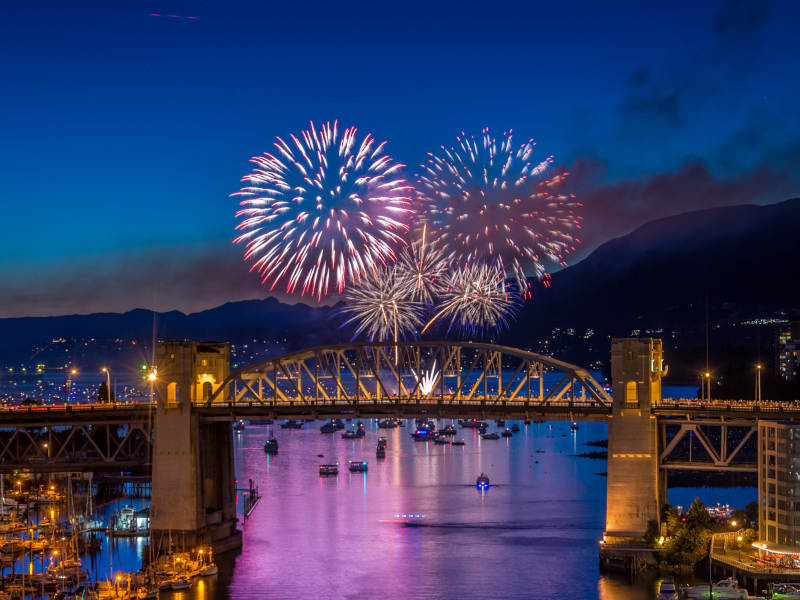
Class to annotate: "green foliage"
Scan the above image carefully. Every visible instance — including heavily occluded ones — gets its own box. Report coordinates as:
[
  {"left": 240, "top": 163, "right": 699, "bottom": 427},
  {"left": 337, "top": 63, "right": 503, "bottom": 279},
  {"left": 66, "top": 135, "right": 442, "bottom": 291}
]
[
  {"left": 663, "top": 505, "right": 682, "bottom": 537},
  {"left": 644, "top": 519, "right": 660, "bottom": 545},
  {"left": 745, "top": 502, "right": 758, "bottom": 523},
  {"left": 664, "top": 526, "right": 710, "bottom": 566},
  {"left": 686, "top": 498, "right": 711, "bottom": 530}
]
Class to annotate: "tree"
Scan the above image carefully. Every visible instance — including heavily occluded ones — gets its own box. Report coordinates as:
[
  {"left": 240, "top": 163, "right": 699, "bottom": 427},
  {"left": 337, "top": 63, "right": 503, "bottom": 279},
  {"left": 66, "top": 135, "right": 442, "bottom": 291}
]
[
  {"left": 97, "top": 381, "right": 116, "bottom": 403},
  {"left": 745, "top": 501, "right": 759, "bottom": 525},
  {"left": 686, "top": 498, "right": 711, "bottom": 530}
]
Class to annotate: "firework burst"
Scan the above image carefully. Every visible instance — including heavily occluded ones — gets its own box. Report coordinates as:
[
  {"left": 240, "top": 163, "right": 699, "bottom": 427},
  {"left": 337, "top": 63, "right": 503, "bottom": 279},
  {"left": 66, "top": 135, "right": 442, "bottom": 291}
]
[
  {"left": 340, "top": 267, "right": 423, "bottom": 342},
  {"left": 233, "top": 121, "right": 414, "bottom": 300},
  {"left": 423, "top": 261, "right": 520, "bottom": 335},
  {"left": 416, "top": 127, "right": 582, "bottom": 297},
  {"left": 394, "top": 226, "right": 449, "bottom": 305}
]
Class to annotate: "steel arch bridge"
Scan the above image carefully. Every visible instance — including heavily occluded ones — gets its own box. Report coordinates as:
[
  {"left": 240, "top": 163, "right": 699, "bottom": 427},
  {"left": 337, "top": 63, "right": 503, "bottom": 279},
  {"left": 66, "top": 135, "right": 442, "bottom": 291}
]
[{"left": 207, "top": 341, "right": 611, "bottom": 416}]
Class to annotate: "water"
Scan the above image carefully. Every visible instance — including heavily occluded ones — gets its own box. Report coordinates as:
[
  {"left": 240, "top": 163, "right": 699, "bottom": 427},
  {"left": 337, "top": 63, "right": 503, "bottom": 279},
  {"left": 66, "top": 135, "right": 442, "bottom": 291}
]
[
  {"left": 217, "top": 420, "right": 701, "bottom": 600},
  {"left": 3, "top": 418, "right": 744, "bottom": 599}
]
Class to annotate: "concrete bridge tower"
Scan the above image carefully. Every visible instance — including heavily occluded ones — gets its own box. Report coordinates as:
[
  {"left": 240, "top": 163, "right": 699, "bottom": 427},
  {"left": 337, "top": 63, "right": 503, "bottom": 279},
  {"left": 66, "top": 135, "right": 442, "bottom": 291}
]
[
  {"left": 150, "top": 341, "right": 241, "bottom": 552},
  {"left": 604, "top": 338, "right": 667, "bottom": 543}
]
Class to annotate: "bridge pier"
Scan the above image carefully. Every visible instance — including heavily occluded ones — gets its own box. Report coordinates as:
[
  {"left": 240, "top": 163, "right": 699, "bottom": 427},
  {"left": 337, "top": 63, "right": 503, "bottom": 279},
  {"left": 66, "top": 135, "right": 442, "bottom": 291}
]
[
  {"left": 603, "top": 338, "right": 667, "bottom": 544},
  {"left": 150, "top": 341, "right": 241, "bottom": 553}
]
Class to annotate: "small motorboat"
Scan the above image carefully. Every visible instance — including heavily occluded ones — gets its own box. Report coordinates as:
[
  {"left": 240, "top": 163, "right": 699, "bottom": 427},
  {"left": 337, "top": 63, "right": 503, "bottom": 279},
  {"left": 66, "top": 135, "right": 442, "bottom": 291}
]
[
  {"left": 411, "top": 429, "right": 432, "bottom": 441},
  {"left": 459, "top": 418, "right": 486, "bottom": 428},
  {"left": 376, "top": 437, "right": 387, "bottom": 449},
  {"left": 263, "top": 439, "right": 278, "bottom": 454},
  {"left": 348, "top": 461, "right": 368, "bottom": 472},
  {"left": 476, "top": 473, "right": 490, "bottom": 490},
  {"left": 248, "top": 419, "right": 274, "bottom": 425},
  {"left": 501, "top": 428, "right": 513, "bottom": 438},
  {"left": 656, "top": 578, "right": 678, "bottom": 600},
  {"left": 170, "top": 578, "right": 191, "bottom": 591},
  {"left": 438, "top": 424, "right": 457, "bottom": 436},
  {"left": 320, "top": 422, "right": 337, "bottom": 433},
  {"left": 377, "top": 418, "right": 398, "bottom": 429},
  {"left": 451, "top": 439, "right": 466, "bottom": 446},
  {"left": 481, "top": 432, "right": 500, "bottom": 440},
  {"left": 511, "top": 424, "right": 520, "bottom": 432},
  {"left": 319, "top": 464, "right": 339, "bottom": 476},
  {"left": 681, "top": 578, "right": 747, "bottom": 600},
  {"left": 233, "top": 420, "right": 245, "bottom": 432},
  {"left": 570, "top": 422, "right": 579, "bottom": 431},
  {"left": 135, "top": 585, "right": 158, "bottom": 599},
  {"left": 281, "top": 420, "right": 305, "bottom": 429}
]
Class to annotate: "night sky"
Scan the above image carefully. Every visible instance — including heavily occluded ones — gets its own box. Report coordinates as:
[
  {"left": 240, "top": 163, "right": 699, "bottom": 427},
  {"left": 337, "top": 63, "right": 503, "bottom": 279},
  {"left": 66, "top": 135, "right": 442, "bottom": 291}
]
[{"left": 2, "top": 0, "right": 799, "bottom": 317}]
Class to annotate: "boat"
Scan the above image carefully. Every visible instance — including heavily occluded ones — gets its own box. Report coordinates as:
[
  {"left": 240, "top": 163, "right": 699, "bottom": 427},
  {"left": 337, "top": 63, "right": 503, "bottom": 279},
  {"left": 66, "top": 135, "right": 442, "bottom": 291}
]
[
  {"left": 135, "top": 585, "right": 158, "bottom": 599},
  {"left": 198, "top": 564, "right": 218, "bottom": 576},
  {"left": 280, "top": 420, "right": 305, "bottom": 429},
  {"left": 478, "top": 424, "right": 488, "bottom": 434},
  {"left": 764, "top": 583, "right": 800, "bottom": 599},
  {"left": 378, "top": 418, "right": 398, "bottom": 429},
  {"left": 570, "top": 422, "right": 579, "bottom": 431},
  {"left": 681, "top": 578, "right": 747, "bottom": 600},
  {"left": 320, "top": 422, "right": 337, "bottom": 433},
  {"left": 496, "top": 419, "right": 506, "bottom": 427},
  {"left": 438, "top": 424, "right": 457, "bottom": 435},
  {"left": 411, "top": 429, "right": 432, "bottom": 441},
  {"left": 342, "top": 423, "right": 366, "bottom": 439},
  {"left": 476, "top": 473, "right": 490, "bottom": 490},
  {"left": 501, "top": 428, "right": 513, "bottom": 437},
  {"left": 170, "top": 577, "right": 191, "bottom": 590},
  {"left": 109, "top": 505, "right": 149, "bottom": 537},
  {"left": 319, "top": 464, "right": 339, "bottom": 476},
  {"left": 348, "top": 461, "right": 368, "bottom": 472},
  {"left": 376, "top": 437, "right": 387, "bottom": 449},
  {"left": 451, "top": 439, "right": 466, "bottom": 446},
  {"left": 332, "top": 419, "right": 345, "bottom": 429},
  {"left": 511, "top": 424, "right": 520, "bottom": 432},
  {"left": 248, "top": 419, "right": 274, "bottom": 425},
  {"left": 481, "top": 432, "right": 500, "bottom": 440},
  {"left": 459, "top": 418, "right": 486, "bottom": 428},
  {"left": 233, "top": 420, "right": 245, "bottom": 432},
  {"left": 656, "top": 578, "right": 678, "bottom": 600},
  {"left": 263, "top": 438, "right": 278, "bottom": 454}
]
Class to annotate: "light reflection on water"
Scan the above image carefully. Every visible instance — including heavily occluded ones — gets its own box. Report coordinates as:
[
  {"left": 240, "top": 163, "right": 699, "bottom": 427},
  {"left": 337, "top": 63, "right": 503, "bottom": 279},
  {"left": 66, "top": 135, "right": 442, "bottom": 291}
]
[
  {"left": 91, "top": 417, "right": 743, "bottom": 599},
  {"left": 222, "top": 420, "right": 658, "bottom": 600}
]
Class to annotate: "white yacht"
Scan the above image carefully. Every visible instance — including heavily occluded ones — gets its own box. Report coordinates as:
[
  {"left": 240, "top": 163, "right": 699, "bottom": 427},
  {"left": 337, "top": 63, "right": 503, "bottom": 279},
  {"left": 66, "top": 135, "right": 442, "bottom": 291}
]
[{"left": 681, "top": 578, "right": 747, "bottom": 599}]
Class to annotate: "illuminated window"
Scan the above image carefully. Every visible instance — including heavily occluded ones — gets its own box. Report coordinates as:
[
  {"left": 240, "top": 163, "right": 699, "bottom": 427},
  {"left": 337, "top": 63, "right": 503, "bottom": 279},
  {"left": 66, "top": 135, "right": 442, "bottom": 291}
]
[
  {"left": 167, "top": 382, "right": 178, "bottom": 405},
  {"left": 625, "top": 381, "right": 639, "bottom": 408}
]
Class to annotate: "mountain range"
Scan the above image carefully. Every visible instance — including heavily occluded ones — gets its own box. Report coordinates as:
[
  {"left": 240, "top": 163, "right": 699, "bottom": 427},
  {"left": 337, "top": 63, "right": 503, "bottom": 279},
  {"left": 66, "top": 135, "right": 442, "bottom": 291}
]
[{"left": 2, "top": 198, "right": 798, "bottom": 381}]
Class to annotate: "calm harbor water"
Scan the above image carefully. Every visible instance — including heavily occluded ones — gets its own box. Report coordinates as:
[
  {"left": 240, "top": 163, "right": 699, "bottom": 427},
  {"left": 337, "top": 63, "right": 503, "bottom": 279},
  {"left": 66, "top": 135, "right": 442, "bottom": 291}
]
[
  {"left": 207, "top": 419, "right": 751, "bottom": 600},
  {"left": 3, "top": 376, "right": 757, "bottom": 599}
]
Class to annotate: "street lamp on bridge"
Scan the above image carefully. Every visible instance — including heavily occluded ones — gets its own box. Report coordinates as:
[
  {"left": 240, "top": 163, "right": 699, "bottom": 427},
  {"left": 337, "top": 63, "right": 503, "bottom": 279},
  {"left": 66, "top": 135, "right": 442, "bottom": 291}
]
[
  {"left": 756, "top": 364, "right": 762, "bottom": 405},
  {"left": 101, "top": 367, "right": 112, "bottom": 403}
]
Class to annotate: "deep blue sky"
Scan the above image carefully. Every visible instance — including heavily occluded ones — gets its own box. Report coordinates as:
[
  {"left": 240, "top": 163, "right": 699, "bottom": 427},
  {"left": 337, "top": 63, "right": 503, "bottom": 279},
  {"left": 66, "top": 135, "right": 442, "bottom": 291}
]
[{"left": 2, "top": 0, "right": 799, "bottom": 317}]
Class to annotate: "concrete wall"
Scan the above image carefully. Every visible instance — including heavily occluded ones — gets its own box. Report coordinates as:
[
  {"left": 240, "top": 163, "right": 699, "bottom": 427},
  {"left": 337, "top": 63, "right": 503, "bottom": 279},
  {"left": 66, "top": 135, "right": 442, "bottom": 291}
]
[
  {"left": 150, "top": 341, "right": 240, "bottom": 552},
  {"left": 604, "top": 338, "right": 666, "bottom": 542}
]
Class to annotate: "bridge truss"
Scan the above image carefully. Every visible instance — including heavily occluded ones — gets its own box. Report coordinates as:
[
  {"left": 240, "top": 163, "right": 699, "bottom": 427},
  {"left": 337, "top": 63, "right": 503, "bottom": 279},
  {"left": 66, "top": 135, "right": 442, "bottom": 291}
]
[
  {"left": 0, "top": 408, "right": 153, "bottom": 472},
  {"left": 658, "top": 419, "right": 757, "bottom": 472},
  {"left": 209, "top": 342, "right": 612, "bottom": 415}
]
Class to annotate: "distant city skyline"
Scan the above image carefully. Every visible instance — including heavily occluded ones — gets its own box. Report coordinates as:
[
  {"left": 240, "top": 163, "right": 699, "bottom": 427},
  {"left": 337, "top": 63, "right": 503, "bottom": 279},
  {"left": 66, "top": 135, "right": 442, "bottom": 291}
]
[{"left": 2, "top": 0, "right": 799, "bottom": 317}]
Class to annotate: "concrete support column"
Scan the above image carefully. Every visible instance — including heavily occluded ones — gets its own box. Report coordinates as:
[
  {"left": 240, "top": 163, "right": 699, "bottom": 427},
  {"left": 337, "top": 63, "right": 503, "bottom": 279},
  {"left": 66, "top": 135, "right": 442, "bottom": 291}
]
[
  {"left": 604, "top": 338, "right": 667, "bottom": 543},
  {"left": 150, "top": 341, "right": 241, "bottom": 553}
]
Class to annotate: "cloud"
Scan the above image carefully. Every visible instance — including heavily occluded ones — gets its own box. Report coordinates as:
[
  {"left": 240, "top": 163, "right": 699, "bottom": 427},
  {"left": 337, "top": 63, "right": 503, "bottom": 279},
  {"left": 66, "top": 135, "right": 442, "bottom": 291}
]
[
  {"left": 568, "top": 143, "right": 800, "bottom": 258},
  {"left": 0, "top": 243, "right": 310, "bottom": 318}
]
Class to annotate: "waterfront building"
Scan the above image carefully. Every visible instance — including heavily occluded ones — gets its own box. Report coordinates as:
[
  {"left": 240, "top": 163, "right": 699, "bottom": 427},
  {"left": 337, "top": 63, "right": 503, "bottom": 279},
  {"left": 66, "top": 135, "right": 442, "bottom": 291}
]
[
  {"left": 758, "top": 421, "right": 800, "bottom": 554},
  {"left": 776, "top": 318, "right": 800, "bottom": 381}
]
